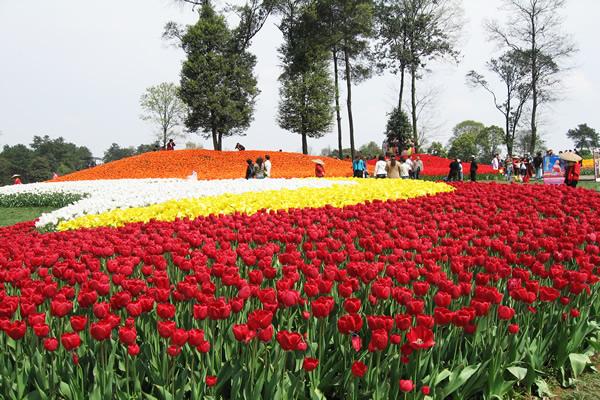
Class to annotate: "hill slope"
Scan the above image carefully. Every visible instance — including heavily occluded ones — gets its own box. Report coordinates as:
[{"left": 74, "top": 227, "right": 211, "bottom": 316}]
[{"left": 53, "top": 150, "right": 353, "bottom": 181}]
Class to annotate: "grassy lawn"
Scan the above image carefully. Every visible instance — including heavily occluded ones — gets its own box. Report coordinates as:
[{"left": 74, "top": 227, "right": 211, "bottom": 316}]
[{"left": 0, "top": 207, "right": 56, "bottom": 227}]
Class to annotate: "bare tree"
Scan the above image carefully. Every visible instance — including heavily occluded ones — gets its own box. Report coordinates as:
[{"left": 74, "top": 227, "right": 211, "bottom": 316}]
[
  {"left": 139, "top": 83, "right": 187, "bottom": 149},
  {"left": 467, "top": 50, "right": 531, "bottom": 156},
  {"left": 487, "top": 0, "right": 576, "bottom": 154}
]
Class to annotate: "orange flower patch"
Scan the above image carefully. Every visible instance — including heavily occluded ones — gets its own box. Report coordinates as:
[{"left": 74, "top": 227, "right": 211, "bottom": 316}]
[{"left": 52, "top": 150, "right": 353, "bottom": 181}]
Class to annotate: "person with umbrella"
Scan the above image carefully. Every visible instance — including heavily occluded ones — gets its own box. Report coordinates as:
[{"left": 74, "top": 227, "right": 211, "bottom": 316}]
[
  {"left": 313, "top": 159, "right": 325, "bottom": 177},
  {"left": 561, "top": 151, "right": 582, "bottom": 188},
  {"left": 12, "top": 174, "right": 22, "bottom": 185}
]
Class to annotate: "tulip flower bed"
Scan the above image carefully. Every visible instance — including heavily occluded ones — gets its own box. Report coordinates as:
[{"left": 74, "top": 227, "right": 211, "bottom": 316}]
[
  {"left": 1, "top": 183, "right": 600, "bottom": 400},
  {"left": 51, "top": 150, "right": 354, "bottom": 182}
]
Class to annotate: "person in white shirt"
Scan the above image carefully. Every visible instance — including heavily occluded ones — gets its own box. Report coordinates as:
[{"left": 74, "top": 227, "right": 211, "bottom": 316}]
[
  {"left": 405, "top": 157, "right": 414, "bottom": 178},
  {"left": 375, "top": 155, "right": 388, "bottom": 178},
  {"left": 264, "top": 154, "right": 272, "bottom": 177},
  {"left": 491, "top": 155, "right": 499, "bottom": 170},
  {"left": 399, "top": 160, "right": 410, "bottom": 179}
]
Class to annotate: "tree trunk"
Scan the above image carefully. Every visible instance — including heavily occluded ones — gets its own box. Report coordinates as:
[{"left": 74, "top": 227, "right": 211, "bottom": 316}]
[
  {"left": 301, "top": 132, "right": 308, "bottom": 155},
  {"left": 343, "top": 47, "right": 355, "bottom": 160},
  {"left": 163, "top": 127, "right": 168, "bottom": 149},
  {"left": 217, "top": 133, "right": 223, "bottom": 151},
  {"left": 529, "top": 14, "right": 538, "bottom": 154},
  {"left": 333, "top": 49, "right": 343, "bottom": 159},
  {"left": 505, "top": 117, "right": 512, "bottom": 157},
  {"left": 211, "top": 127, "right": 219, "bottom": 150},
  {"left": 398, "top": 64, "right": 405, "bottom": 111},
  {"left": 410, "top": 66, "right": 418, "bottom": 153}
]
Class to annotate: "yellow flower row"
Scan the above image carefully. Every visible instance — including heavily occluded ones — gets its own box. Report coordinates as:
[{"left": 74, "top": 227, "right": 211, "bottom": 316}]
[{"left": 57, "top": 179, "right": 453, "bottom": 231}]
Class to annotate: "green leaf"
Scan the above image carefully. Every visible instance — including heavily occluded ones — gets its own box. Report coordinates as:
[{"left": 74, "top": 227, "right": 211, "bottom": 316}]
[
  {"left": 442, "top": 364, "right": 480, "bottom": 397},
  {"left": 506, "top": 366, "right": 528, "bottom": 381},
  {"left": 568, "top": 353, "right": 590, "bottom": 378},
  {"left": 535, "top": 377, "right": 553, "bottom": 397},
  {"left": 59, "top": 382, "right": 74, "bottom": 400},
  {"left": 434, "top": 369, "right": 452, "bottom": 385}
]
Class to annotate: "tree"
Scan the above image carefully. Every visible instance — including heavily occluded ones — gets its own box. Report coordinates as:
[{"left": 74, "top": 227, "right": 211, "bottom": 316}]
[
  {"left": 175, "top": 2, "right": 259, "bottom": 150},
  {"left": 467, "top": 50, "right": 531, "bottom": 156},
  {"left": 276, "top": 1, "right": 334, "bottom": 154},
  {"left": 383, "top": 106, "right": 412, "bottom": 150},
  {"left": 567, "top": 124, "right": 600, "bottom": 152},
  {"left": 488, "top": 0, "right": 576, "bottom": 154},
  {"left": 315, "top": 0, "right": 374, "bottom": 160},
  {"left": 447, "top": 121, "right": 504, "bottom": 162},
  {"left": 427, "top": 141, "right": 447, "bottom": 158},
  {"left": 358, "top": 141, "right": 382, "bottom": 158},
  {"left": 514, "top": 129, "right": 546, "bottom": 155},
  {"left": 381, "top": 0, "right": 461, "bottom": 152},
  {"left": 139, "top": 83, "right": 187, "bottom": 149},
  {"left": 103, "top": 143, "right": 136, "bottom": 164}
]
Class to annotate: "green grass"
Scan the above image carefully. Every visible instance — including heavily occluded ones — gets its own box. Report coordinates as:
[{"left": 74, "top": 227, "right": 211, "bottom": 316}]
[
  {"left": 576, "top": 181, "right": 600, "bottom": 191},
  {"left": 0, "top": 207, "right": 56, "bottom": 227}
]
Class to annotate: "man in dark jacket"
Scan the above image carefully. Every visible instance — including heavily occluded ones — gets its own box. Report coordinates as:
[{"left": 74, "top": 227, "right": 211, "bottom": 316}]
[
  {"left": 448, "top": 159, "right": 461, "bottom": 181},
  {"left": 533, "top": 152, "right": 543, "bottom": 180},
  {"left": 470, "top": 156, "right": 478, "bottom": 182}
]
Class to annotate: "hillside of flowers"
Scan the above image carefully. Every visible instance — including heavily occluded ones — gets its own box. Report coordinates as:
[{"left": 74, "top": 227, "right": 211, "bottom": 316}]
[
  {"left": 51, "top": 150, "right": 355, "bottom": 181},
  {"left": 1, "top": 182, "right": 600, "bottom": 399}
]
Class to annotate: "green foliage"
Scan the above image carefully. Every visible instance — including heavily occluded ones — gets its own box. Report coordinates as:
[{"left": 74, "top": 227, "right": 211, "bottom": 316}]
[
  {"left": 358, "top": 141, "right": 382, "bottom": 158},
  {"left": 427, "top": 141, "right": 447, "bottom": 158},
  {"left": 277, "top": 3, "right": 334, "bottom": 155},
  {"left": 567, "top": 124, "right": 599, "bottom": 152},
  {"left": 384, "top": 106, "right": 412, "bottom": 149},
  {"left": 139, "top": 82, "right": 187, "bottom": 148},
  {"left": 447, "top": 121, "right": 505, "bottom": 162},
  {"left": 178, "top": 2, "right": 259, "bottom": 151},
  {"left": 103, "top": 143, "right": 136, "bottom": 164},
  {"left": 0, "top": 136, "right": 94, "bottom": 185},
  {"left": 0, "top": 192, "right": 84, "bottom": 208},
  {"left": 0, "top": 207, "right": 57, "bottom": 227}
]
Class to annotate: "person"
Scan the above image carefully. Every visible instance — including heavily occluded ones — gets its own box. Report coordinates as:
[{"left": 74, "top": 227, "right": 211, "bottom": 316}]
[
  {"left": 491, "top": 154, "right": 500, "bottom": 171},
  {"left": 533, "top": 152, "right": 543, "bottom": 180},
  {"left": 414, "top": 156, "right": 424, "bottom": 179},
  {"left": 374, "top": 155, "right": 387, "bottom": 178},
  {"left": 352, "top": 156, "right": 365, "bottom": 178},
  {"left": 386, "top": 156, "right": 401, "bottom": 179},
  {"left": 457, "top": 159, "right": 463, "bottom": 181},
  {"left": 565, "top": 160, "right": 581, "bottom": 187},
  {"left": 12, "top": 174, "right": 22, "bottom": 185},
  {"left": 519, "top": 158, "right": 527, "bottom": 179},
  {"left": 254, "top": 157, "right": 266, "bottom": 179},
  {"left": 405, "top": 156, "right": 415, "bottom": 179},
  {"left": 361, "top": 156, "right": 369, "bottom": 178},
  {"left": 264, "top": 155, "right": 272, "bottom": 178},
  {"left": 399, "top": 159, "right": 410, "bottom": 179},
  {"left": 505, "top": 157, "right": 513, "bottom": 182},
  {"left": 166, "top": 139, "right": 175, "bottom": 150},
  {"left": 235, "top": 143, "right": 246, "bottom": 151},
  {"left": 470, "top": 156, "right": 478, "bottom": 182},
  {"left": 314, "top": 160, "right": 325, "bottom": 177},
  {"left": 447, "top": 159, "right": 460, "bottom": 181},
  {"left": 52, "top": 172, "right": 59, "bottom": 179},
  {"left": 245, "top": 159, "right": 254, "bottom": 179}
]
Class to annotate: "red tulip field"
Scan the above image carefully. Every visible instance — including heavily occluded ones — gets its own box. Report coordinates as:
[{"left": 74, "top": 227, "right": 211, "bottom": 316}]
[{"left": 1, "top": 182, "right": 600, "bottom": 399}]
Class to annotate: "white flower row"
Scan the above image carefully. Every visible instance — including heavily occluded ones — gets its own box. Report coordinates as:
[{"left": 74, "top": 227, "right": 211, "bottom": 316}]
[{"left": 0, "top": 178, "right": 354, "bottom": 228}]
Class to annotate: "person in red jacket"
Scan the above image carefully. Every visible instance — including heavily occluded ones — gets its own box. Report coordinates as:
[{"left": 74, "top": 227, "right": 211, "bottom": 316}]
[
  {"left": 565, "top": 161, "right": 581, "bottom": 188},
  {"left": 313, "top": 160, "right": 325, "bottom": 177},
  {"left": 12, "top": 174, "right": 22, "bottom": 185}
]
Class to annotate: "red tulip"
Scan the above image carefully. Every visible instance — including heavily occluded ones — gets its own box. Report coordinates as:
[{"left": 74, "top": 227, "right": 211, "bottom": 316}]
[
  {"left": 302, "top": 357, "right": 319, "bottom": 372},
  {"left": 351, "top": 361, "right": 367, "bottom": 378}
]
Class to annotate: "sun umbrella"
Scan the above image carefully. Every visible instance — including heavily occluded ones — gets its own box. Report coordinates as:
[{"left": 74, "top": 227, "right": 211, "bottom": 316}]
[
  {"left": 11, "top": 174, "right": 20, "bottom": 178},
  {"left": 559, "top": 152, "right": 582, "bottom": 162},
  {"left": 312, "top": 159, "right": 325, "bottom": 165}
]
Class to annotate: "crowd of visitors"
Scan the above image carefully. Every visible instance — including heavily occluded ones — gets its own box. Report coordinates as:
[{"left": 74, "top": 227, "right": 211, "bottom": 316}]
[
  {"left": 245, "top": 155, "right": 272, "bottom": 179},
  {"left": 353, "top": 154, "right": 424, "bottom": 180}
]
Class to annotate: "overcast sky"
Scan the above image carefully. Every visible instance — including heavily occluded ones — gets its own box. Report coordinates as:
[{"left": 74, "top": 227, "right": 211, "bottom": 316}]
[{"left": 0, "top": 0, "right": 598, "bottom": 157}]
